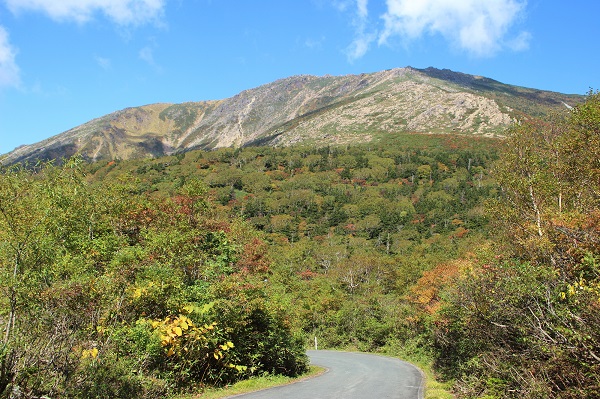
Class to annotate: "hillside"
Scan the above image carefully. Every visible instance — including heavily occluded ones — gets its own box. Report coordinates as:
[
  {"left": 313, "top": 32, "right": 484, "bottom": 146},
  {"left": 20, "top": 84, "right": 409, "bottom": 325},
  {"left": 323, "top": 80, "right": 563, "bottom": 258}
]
[
  {"left": 1, "top": 66, "right": 582, "bottom": 165},
  {"left": 0, "top": 92, "right": 598, "bottom": 399}
]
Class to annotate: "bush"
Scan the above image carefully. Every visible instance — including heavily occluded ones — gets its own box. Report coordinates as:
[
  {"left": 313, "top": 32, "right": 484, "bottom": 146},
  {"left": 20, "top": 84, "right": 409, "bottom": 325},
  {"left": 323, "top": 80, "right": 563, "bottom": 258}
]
[{"left": 65, "top": 354, "right": 167, "bottom": 399}]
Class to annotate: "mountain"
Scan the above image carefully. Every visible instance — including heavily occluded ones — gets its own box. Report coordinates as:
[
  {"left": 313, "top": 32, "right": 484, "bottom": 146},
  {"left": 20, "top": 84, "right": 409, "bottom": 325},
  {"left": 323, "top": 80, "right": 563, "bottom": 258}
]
[{"left": 1, "top": 67, "right": 583, "bottom": 165}]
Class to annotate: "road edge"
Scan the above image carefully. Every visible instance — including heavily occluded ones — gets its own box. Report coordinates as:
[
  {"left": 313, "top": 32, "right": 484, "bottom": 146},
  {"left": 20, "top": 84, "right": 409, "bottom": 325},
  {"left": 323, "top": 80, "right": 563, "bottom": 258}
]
[{"left": 221, "top": 365, "right": 328, "bottom": 399}]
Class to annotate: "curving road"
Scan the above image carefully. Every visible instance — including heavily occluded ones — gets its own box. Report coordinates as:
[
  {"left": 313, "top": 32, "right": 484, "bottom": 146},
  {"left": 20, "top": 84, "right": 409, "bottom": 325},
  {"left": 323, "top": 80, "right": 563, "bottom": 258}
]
[{"left": 230, "top": 350, "right": 424, "bottom": 399}]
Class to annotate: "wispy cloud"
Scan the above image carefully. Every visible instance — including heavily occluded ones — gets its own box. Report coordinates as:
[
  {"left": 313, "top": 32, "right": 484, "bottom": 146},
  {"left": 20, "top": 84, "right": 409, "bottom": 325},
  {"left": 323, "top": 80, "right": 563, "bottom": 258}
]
[
  {"left": 139, "top": 46, "right": 155, "bottom": 65},
  {"left": 347, "top": 31, "right": 376, "bottom": 62},
  {"left": 346, "top": 0, "right": 377, "bottom": 62},
  {"left": 139, "top": 45, "right": 162, "bottom": 72},
  {"left": 94, "top": 55, "right": 112, "bottom": 70},
  {"left": 0, "top": 26, "right": 20, "bottom": 89},
  {"left": 4, "top": 0, "right": 166, "bottom": 26},
  {"left": 304, "top": 36, "right": 325, "bottom": 50},
  {"left": 1, "top": 0, "right": 166, "bottom": 89},
  {"left": 378, "top": 0, "right": 529, "bottom": 57},
  {"left": 507, "top": 31, "right": 531, "bottom": 52},
  {"left": 331, "top": 0, "right": 352, "bottom": 13}
]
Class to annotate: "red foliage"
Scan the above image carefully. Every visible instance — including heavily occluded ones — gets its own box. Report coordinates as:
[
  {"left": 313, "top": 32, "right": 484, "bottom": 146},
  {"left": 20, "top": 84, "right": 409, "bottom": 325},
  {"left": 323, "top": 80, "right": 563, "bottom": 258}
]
[
  {"left": 236, "top": 238, "right": 270, "bottom": 273},
  {"left": 172, "top": 195, "right": 196, "bottom": 216},
  {"left": 298, "top": 269, "right": 318, "bottom": 280}
]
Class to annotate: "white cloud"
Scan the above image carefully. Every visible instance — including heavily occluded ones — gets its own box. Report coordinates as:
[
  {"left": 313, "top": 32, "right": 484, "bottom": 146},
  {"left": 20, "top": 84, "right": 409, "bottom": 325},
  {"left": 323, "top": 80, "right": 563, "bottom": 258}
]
[
  {"left": 379, "top": 0, "right": 528, "bottom": 57},
  {"left": 304, "top": 36, "right": 325, "bottom": 50},
  {"left": 94, "top": 55, "right": 112, "bottom": 70},
  {"left": 0, "top": 1, "right": 166, "bottom": 91},
  {"left": 332, "top": 0, "right": 352, "bottom": 13},
  {"left": 347, "top": 31, "right": 376, "bottom": 61},
  {"left": 507, "top": 30, "right": 531, "bottom": 52},
  {"left": 139, "top": 46, "right": 155, "bottom": 65},
  {"left": 4, "top": 0, "right": 166, "bottom": 26},
  {"left": 0, "top": 26, "right": 20, "bottom": 88},
  {"left": 346, "top": 0, "right": 377, "bottom": 62},
  {"left": 139, "top": 45, "right": 162, "bottom": 72},
  {"left": 356, "top": 0, "right": 368, "bottom": 19}
]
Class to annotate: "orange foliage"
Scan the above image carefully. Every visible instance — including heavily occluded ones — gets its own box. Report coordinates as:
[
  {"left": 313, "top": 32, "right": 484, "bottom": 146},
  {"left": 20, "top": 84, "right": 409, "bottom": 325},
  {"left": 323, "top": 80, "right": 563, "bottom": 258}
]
[
  {"left": 452, "top": 226, "right": 469, "bottom": 239},
  {"left": 409, "top": 259, "right": 467, "bottom": 314}
]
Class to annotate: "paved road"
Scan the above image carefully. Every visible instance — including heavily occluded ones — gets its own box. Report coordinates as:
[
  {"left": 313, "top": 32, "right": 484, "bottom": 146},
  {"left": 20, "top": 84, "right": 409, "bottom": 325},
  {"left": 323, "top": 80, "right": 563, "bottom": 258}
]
[{"left": 230, "top": 350, "right": 424, "bottom": 399}]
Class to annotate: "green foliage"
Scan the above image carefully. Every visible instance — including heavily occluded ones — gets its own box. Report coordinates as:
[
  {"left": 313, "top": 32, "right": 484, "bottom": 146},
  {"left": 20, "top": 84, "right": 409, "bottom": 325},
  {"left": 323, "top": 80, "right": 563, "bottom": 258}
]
[
  {"left": 0, "top": 159, "right": 307, "bottom": 398},
  {"left": 14, "top": 94, "right": 591, "bottom": 399},
  {"left": 435, "top": 92, "right": 600, "bottom": 398},
  {"left": 159, "top": 103, "right": 199, "bottom": 136},
  {"left": 101, "top": 144, "right": 486, "bottom": 369},
  {"left": 0, "top": 132, "right": 503, "bottom": 398}
]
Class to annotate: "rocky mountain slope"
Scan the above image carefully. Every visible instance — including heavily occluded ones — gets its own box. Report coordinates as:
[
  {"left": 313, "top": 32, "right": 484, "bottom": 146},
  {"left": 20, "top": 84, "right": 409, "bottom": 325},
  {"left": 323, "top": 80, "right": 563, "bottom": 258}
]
[{"left": 1, "top": 67, "right": 582, "bottom": 165}]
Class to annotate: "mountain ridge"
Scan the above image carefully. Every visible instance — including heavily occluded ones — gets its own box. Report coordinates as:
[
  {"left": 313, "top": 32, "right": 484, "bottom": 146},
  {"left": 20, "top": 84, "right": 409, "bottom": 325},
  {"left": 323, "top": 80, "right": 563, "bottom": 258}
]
[{"left": 1, "top": 66, "right": 583, "bottom": 165}]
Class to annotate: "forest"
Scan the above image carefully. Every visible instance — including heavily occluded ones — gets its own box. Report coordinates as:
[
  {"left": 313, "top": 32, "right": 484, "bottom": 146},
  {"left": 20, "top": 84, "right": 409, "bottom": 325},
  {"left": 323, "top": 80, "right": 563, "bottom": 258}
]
[{"left": 0, "top": 93, "right": 598, "bottom": 398}]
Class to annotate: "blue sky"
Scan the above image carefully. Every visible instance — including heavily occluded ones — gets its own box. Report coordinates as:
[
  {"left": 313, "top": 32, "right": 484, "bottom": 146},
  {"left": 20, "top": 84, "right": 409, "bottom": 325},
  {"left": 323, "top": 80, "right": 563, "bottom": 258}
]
[{"left": 1, "top": 0, "right": 599, "bottom": 155}]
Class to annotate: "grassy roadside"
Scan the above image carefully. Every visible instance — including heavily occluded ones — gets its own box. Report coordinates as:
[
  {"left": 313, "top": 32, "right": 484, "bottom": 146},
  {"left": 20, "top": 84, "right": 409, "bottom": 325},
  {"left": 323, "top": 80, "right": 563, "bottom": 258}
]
[
  {"left": 388, "top": 351, "right": 454, "bottom": 399},
  {"left": 419, "top": 365, "right": 454, "bottom": 399},
  {"left": 172, "top": 366, "right": 324, "bottom": 399}
]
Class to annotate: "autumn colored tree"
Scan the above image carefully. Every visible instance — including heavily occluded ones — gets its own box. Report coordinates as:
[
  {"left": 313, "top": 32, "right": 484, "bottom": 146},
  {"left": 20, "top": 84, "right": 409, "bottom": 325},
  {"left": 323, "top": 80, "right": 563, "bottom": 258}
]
[
  {"left": 435, "top": 92, "right": 600, "bottom": 399},
  {"left": 0, "top": 159, "right": 308, "bottom": 398}
]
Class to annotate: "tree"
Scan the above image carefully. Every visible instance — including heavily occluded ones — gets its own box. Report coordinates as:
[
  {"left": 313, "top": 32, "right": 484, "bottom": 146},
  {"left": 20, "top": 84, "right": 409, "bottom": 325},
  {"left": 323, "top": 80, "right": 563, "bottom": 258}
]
[
  {"left": 0, "top": 158, "right": 109, "bottom": 396},
  {"left": 0, "top": 158, "right": 309, "bottom": 398},
  {"left": 435, "top": 93, "right": 600, "bottom": 399}
]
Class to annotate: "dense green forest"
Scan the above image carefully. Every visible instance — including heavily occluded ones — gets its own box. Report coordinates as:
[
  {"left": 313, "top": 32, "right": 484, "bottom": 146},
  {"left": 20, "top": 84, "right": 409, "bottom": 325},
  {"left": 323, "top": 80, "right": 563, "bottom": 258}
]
[{"left": 0, "top": 93, "right": 598, "bottom": 398}]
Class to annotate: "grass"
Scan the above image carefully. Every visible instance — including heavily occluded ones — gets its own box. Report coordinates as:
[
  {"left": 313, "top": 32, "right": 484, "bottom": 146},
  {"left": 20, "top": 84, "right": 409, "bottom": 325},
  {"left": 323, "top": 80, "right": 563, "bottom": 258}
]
[
  {"left": 400, "top": 355, "right": 455, "bottom": 399},
  {"left": 422, "top": 368, "right": 455, "bottom": 399},
  {"left": 172, "top": 366, "right": 324, "bottom": 399}
]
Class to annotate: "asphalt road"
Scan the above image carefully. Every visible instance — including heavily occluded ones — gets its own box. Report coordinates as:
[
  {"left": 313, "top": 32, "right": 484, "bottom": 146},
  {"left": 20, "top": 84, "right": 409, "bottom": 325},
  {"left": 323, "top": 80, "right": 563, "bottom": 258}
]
[{"left": 230, "top": 350, "right": 424, "bottom": 399}]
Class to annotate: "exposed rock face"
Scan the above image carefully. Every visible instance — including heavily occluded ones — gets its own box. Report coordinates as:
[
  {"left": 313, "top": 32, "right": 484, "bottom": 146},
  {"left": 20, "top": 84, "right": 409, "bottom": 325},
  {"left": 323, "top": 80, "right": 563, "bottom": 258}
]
[{"left": 1, "top": 67, "right": 582, "bottom": 165}]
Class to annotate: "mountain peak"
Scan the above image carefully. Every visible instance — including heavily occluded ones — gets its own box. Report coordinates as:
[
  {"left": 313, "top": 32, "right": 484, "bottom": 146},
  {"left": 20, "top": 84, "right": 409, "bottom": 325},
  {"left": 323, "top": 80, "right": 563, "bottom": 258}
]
[{"left": 1, "top": 67, "right": 582, "bottom": 166}]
